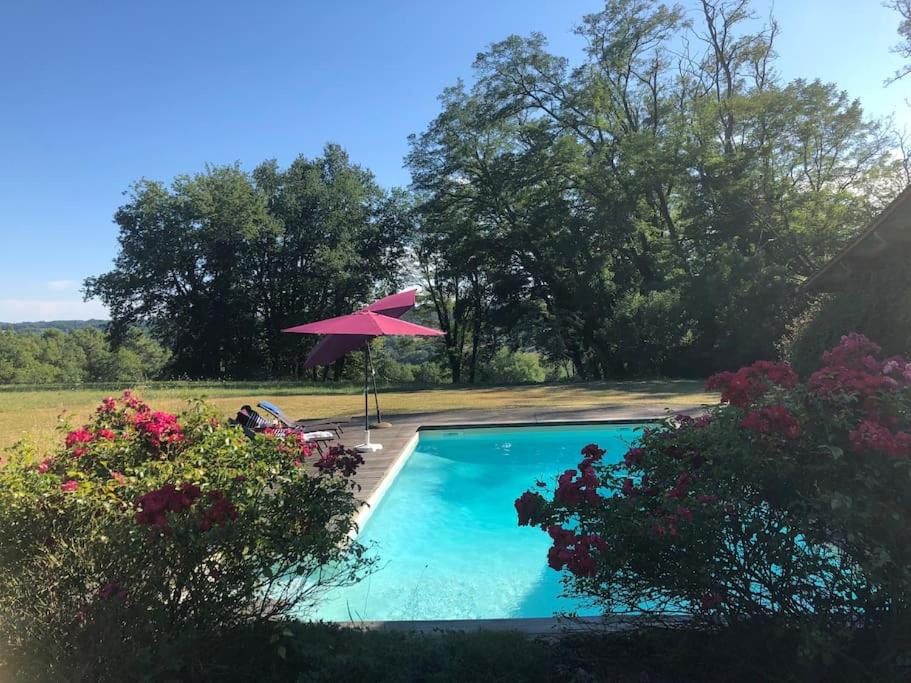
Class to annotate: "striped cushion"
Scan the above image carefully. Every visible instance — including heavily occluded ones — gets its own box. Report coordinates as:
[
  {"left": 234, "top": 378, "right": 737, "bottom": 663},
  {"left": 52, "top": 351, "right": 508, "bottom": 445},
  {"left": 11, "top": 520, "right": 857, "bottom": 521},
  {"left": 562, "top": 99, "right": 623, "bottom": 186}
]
[
  {"left": 246, "top": 410, "right": 270, "bottom": 430},
  {"left": 237, "top": 407, "right": 271, "bottom": 431}
]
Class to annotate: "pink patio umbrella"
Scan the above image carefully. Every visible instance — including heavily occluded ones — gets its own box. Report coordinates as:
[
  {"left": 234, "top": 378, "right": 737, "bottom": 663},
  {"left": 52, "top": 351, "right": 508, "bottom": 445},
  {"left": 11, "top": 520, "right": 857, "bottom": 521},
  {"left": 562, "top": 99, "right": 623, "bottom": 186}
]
[
  {"left": 282, "top": 295, "right": 443, "bottom": 452},
  {"left": 302, "top": 289, "right": 417, "bottom": 368},
  {"left": 297, "top": 289, "right": 421, "bottom": 432}
]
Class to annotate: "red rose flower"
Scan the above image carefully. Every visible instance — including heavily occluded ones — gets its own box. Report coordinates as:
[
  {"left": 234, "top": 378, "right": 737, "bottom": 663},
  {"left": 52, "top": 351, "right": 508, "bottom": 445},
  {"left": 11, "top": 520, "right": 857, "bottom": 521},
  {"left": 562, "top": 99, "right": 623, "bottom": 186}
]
[
  {"left": 849, "top": 420, "right": 911, "bottom": 459},
  {"left": 580, "top": 443, "right": 606, "bottom": 460},
  {"left": 132, "top": 410, "right": 184, "bottom": 450},
  {"left": 97, "top": 396, "right": 118, "bottom": 413},
  {"left": 741, "top": 405, "right": 801, "bottom": 440},
  {"left": 545, "top": 527, "right": 607, "bottom": 577},
  {"left": 707, "top": 361, "right": 797, "bottom": 408},
  {"left": 667, "top": 472, "right": 695, "bottom": 500},
  {"left": 621, "top": 477, "right": 636, "bottom": 497},
  {"left": 515, "top": 491, "right": 547, "bottom": 526},
  {"left": 554, "top": 466, "right": 601, "bottom": 506},
  {"left": 65, "top": 428, "right": 93, "bottom": 457},
  {"left": 821, "top": 333, "right": 882, "bottom": 371},
  {"left": 199, "top": 491, "right": 238, "bottom": 532},
  {"left": 314, "top": 446, "right": 364, "bottom": 477},
  {"left": 135, "top": 483, "right": 201, "bottom": 530},
  {"left": 623, "top": 447, "right": 646, "bottom": 468},
  {"left": 808, "top": 366, "right": 898, "bottom": 400}
]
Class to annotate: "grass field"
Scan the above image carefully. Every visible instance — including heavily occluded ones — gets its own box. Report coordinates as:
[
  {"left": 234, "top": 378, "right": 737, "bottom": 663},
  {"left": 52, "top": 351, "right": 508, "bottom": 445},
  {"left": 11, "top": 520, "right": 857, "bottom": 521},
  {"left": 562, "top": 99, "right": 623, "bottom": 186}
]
[{"left": 0, "top": 379, "right": 716, "bottom": 453}]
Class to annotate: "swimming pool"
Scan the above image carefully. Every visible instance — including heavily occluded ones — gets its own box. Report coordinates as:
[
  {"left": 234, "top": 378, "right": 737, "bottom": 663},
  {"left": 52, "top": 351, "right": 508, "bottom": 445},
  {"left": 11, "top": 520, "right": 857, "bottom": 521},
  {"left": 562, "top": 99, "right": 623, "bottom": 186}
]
[{"left": 311, "top": 422, "right": 645, "bottom": 622}]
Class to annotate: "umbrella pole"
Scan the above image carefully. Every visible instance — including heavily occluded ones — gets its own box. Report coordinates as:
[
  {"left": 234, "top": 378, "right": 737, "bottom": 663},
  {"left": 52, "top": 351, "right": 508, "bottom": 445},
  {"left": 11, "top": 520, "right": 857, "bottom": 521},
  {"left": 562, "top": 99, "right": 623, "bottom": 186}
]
[
  {"left": 356, "top": 340, "right": 382, "bottom": 453},
  {"left": 365, "top": 339, "right": 383, "bottom": 424},
  {"left": 364, "top": 342, "right": 369, "bottom": 442}
]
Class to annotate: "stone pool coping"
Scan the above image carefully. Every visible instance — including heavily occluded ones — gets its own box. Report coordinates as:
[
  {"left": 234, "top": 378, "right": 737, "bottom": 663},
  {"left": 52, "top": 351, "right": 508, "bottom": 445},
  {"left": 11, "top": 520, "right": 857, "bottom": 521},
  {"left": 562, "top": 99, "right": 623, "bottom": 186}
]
[{"left": 347, "top": 615, "right": 650, "bottom": 636}]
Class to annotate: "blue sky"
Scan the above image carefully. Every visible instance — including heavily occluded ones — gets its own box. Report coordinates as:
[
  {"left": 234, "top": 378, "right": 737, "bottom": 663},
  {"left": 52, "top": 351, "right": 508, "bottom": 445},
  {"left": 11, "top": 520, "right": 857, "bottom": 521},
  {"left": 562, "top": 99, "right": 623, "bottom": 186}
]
[{"left": 0, "top": 0, "right": 908, "bottom": 321}]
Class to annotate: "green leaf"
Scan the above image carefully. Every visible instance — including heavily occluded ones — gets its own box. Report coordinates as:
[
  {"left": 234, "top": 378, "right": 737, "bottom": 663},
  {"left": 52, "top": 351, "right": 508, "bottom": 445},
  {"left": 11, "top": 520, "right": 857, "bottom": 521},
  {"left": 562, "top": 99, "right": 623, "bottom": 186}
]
[{"left": 820, "top": 445, "right": 843, "bottom": 460}]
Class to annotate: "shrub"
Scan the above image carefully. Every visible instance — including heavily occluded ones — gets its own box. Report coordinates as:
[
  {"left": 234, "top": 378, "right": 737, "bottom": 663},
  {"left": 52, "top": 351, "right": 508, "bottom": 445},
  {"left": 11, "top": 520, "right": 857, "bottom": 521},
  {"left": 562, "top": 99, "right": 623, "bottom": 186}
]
[
  {"left": 275, "top": 623, "right": 558, "bottom": 682},
  {"left": 481, "top": 348, "right": 546, "bottom": 384},
  {"left": 783, "top": 251, "right": 911, "bottom": 376},
  {"left": 411, "top": 360, "right": 446, "bottom": 385},
  {"left": 377, "top": 357, "right": 416, "bottom": 384},
  {"left": 0, "top": 392, "right": 371, "bottom": 680},
  {"left": 597, "top": 288, "right": 689, "bottom": 377},
  {"left": 516, "top": 334, "right": 911, "bottom": 678}
]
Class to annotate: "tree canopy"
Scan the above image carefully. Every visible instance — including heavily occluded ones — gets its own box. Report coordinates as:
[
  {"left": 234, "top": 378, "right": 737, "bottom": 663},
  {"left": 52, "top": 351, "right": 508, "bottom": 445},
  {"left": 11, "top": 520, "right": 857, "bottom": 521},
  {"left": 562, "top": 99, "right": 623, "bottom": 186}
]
[
  {"left": 407, "top": 0, "right": 904, "bottom": 380},
  {"left": 0, "top": 328, "right": 168, "bottom": 384},
  {"left": 86, "top": 145, "right": 410, "bottom": 379}
]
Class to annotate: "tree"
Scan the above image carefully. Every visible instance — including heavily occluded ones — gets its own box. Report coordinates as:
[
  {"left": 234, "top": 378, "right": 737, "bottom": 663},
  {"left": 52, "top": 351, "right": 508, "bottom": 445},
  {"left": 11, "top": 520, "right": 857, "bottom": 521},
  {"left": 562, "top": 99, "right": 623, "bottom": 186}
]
[
  {"left": 250, "top": 146, "right": 410, "bottom": 378},
  {"left": 86, "top": 145, "right": 411, "bottom": 379},
  {"left": 0, "top": 328, "right": 169, "bottom": 384},
  {"left": 84, "top": 164, "right": 272, "bottom": 378},
  {"left": 886, "top": 0, "right": 911, "bottom": 83},
  {"left": 408, "top": 0, "right": 904, "bottom": 379}
]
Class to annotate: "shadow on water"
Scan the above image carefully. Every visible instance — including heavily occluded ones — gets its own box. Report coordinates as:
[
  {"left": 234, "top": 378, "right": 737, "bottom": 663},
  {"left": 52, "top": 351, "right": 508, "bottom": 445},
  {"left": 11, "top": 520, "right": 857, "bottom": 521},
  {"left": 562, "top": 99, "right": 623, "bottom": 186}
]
[{"left": 515, "top": 565, "right": 600, "bottom": 618}]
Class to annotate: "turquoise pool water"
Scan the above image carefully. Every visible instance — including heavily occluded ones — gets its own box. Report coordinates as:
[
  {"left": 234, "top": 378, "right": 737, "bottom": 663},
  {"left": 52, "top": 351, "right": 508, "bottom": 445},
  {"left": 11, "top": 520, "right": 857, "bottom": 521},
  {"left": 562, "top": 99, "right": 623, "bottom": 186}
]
[{"left": 311, "top": 423, "right": 644, "bottom": 622}]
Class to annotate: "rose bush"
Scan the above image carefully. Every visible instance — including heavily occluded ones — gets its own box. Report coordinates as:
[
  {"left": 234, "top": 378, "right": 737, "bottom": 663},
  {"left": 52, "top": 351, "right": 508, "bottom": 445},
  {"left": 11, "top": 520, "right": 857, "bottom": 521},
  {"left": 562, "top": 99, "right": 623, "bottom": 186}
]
[
  {"left": 517, "top": 334, "right": 911, "bottom": 676},
  {"left": 0, "top": 392, "right": 372, "bottom": 681}
]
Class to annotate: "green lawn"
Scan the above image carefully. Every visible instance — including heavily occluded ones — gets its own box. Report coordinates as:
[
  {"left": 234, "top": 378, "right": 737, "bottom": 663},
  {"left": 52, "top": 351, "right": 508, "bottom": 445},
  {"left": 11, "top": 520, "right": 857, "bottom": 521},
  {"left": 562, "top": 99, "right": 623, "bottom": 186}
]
[{"left": 0, "top": 379, "right": 715, "bottom": 453}]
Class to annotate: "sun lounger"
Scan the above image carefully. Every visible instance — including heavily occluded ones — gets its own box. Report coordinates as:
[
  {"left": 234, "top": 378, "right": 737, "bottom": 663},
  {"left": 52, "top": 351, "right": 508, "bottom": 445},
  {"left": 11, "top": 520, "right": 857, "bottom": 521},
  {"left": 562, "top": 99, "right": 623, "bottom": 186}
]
[
  {"left": 234, "top": 405, "right": 335, "bottom": 453},
  {"left": 257, "top": 400, "right": 345, "bottom": 437}
]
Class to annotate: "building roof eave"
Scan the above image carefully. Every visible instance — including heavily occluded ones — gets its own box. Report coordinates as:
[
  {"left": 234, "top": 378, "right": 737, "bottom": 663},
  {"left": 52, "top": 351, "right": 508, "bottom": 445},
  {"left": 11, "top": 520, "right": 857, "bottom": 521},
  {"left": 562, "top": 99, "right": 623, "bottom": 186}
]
[{"left": 804, "top": 183, "right": 911, "bottom": 292}]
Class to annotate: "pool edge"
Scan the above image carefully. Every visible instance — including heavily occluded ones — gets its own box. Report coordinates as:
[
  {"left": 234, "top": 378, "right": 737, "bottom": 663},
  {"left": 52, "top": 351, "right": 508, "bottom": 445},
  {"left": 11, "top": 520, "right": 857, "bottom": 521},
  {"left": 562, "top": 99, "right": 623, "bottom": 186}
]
[
  {"left": 337, "top": 615, "right": 623, "bottom": 636},
  {"left": 353, "top": 430, "right": 420, "bottom": 533},
  {"left": 418, "top": 416, "right": 660, "bottom": 431}
]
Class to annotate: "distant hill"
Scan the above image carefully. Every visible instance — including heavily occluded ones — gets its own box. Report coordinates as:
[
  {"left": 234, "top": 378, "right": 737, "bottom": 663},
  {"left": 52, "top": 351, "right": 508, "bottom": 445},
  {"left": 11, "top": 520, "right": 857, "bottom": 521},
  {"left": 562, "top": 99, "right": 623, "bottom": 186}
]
[{"left": 0, "top": 319, "right": 108, "bottom": 334}]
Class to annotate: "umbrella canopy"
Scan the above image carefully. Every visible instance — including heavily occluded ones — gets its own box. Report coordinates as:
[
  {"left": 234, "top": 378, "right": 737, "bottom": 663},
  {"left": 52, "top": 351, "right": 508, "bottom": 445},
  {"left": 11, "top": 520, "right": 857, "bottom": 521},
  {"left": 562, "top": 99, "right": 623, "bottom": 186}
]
[
  {"left": 283, "top": 310, "right": 443, "bottom": 337},
  {"left": 282, "top": 294, "right": 443, "bottom": 450},
  {"left": 296, "top": 291, "right": 418, "bottom": 368},
  {"left": 362, "top": 289, "right": 416, "bottom": 319}
]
